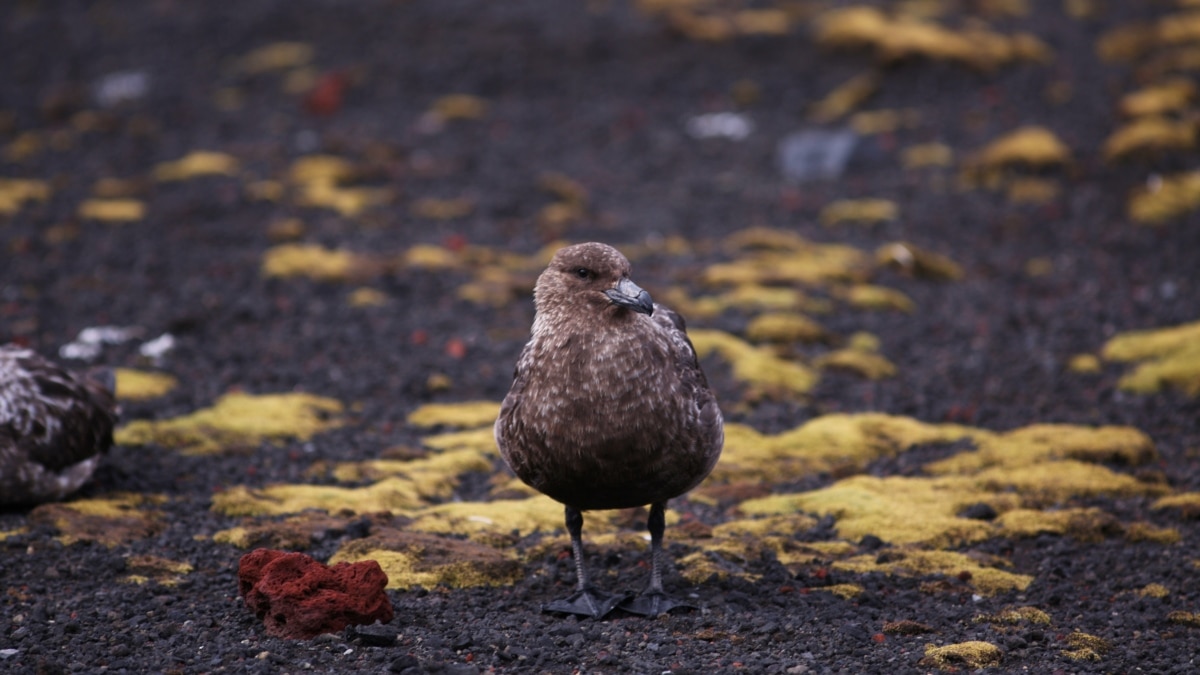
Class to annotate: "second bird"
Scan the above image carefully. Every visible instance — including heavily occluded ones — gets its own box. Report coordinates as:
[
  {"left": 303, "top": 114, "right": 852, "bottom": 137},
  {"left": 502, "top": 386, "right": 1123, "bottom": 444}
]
[{"left": 495, "top": 242, "right": 724, "bottom": 619}]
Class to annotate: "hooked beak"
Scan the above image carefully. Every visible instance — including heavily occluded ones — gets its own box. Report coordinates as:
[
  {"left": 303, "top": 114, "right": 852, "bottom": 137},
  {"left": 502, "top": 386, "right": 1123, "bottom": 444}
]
[{"left": 604, "top": 277, "right": 654, "bottom": 316}]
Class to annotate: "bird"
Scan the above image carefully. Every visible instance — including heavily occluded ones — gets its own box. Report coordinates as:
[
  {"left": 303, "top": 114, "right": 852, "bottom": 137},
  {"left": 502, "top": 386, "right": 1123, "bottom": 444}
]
[
  {"left": 494, "top": 242, "right": 724, "bottom": 618},
  {"left": 0, "top": 345, "right": 118, "bottom": 507}
]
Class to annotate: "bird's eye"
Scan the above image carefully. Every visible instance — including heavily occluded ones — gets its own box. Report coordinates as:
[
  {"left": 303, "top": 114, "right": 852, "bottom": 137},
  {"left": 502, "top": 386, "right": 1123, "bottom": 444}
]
[{"left": 575, "top": 267, "right": 591, "bottom": 279}]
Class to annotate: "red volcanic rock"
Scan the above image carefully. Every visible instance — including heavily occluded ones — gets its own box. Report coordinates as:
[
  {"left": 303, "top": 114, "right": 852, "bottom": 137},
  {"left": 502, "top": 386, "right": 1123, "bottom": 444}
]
[{"left": 238, "top": 549, "right": 393, "bottom": 639}]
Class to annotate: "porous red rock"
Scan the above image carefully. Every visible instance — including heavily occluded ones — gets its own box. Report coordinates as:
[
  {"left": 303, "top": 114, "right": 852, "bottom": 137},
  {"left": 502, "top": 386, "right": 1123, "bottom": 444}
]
[{"left": 237, "top": 548, "right": 393, "bottom": 639}]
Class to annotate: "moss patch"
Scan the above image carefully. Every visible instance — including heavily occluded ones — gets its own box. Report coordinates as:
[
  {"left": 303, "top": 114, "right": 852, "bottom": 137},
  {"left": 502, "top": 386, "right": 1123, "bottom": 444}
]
[
  {"left": 1152, "top": 492, "right": 1200, "bottom": 518},
  {"left": 330, "top": 529, "right": 521, "bottom": 590},
  {"left": 407, "top": 401, "right": 501, "bottom": 429},
  {"left": 1101, "top": 320, "right": 1200, "bottom": 397},
  {"left": 261, "top": 243, "right": 363, "bottom": 281},
  {"left": 837, "top": 549, "right": 1032, "bottom": 596},
  {"left": 1061, "top": 631, "right": 1110, "bottom": 661},
  {"left": 920, "top": 640, "right": 1002, "bottom": 670},
  {"left": 152, "top": 151, "right": 239, "bottom": 181},
  {"left": 115, "top": 392, "right": 344, "bottom": 455},
  {"left": 211, "top": 449, "right": 490, "bottom": 517},
  {"left": 689, "top": 329, "right": 820, "bottom": 398},
  {"left": 744, "top": 313, "right": 827, "bottom": 344},
  {"left": 712, "top": 413, "right": 980, "bottom": 484},
  {"left": 974, "top": 606, "right": 1052, "bottom": 625},
  {"left": 114, "top": 368, "right": 178, "bottom": 401},
  {"left": 406, "top": 496, "right": 624, "bottom": 545},
  {"left": 120, "top": 555, "right": 193, "bottom": 586},
  {"left": 212, "top": 513, "right": 357, "bottom": 550},
  {"left": 28, "top": 493, "right": 167, "bottom": 547}
]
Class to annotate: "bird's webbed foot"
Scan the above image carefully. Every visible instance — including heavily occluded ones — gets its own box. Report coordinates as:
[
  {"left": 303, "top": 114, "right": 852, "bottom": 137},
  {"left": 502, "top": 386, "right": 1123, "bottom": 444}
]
[
  {"left": 542, "top": 587, "right": 631, "bottom": 619},
  {"left": 617, "top": 591, "right": 696, "bottom": 617}
]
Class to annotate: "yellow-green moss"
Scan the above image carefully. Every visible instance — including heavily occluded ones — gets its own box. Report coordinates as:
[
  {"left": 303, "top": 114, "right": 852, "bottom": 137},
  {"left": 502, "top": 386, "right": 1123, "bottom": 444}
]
[
  {"left": 114, "top": 369, "right": 178, "bottom": 401},
  {"left": 689, "top": 329, "right": 820, "bottom": 398},
  {"left": 402, "top": 244, "right": 464, "bottom": 269},
  {"left": 1124, "top": 522, "right": 1182, "bottom": 544},
  {"left": 419, "top": 427, "right": 500, "bottom": 455},
  {"left": 120, "top": 555, "right": 193, "bottom": 586},
  {"left": 994, "top": 508, "right": 1117, "bottom": 542},
  {"left": 406, "top": 496, "right": 619, "bottom": 542},
  {"left": 815, "top": 348, "right": 897, "bottom": 379},
  {"left": 1068, "top": 353, "right": 1102, "bottom": 374},
  {"left": 1102, "top": 321, "right": 1200, "bottom": 396},
  {"left": 975, "top": 459, "right": 1166, "bottom": 500},
  {"left": 77, "top": 198, "right": 145, "bottom": 222},
  {"left": 261, "top": 243, "right": 359, "bottom": 281},
  {"left": 288, "top": 155, "right": 391, "bottom": 217},
  {"left": 1128, "top": 171, "right": 1200, "bottom": 225},
  {"left": 744, "top": 312, "right": 827, "bottom": 343},
  {"left": 211, "top": 478, "right": 432, "bottom": 517},
  {"left": 704, "top": 239, "right": 873, "bottom": 286},
  {"left": 926, "top": 424, "right": 1156, "bottom": 474},
  {"left": 329, "top": 448, "right": 492, "bottom": 484},
  {"left": 28, "top": 493, "right": 166, "bottom": 547},
  {"left": 1061, "top": 631, "right": 1110, "bottom": 661},
  {"left": 820, "top": 583, "right": 864, "bottom": 599},
  {"left": 818, "top": 199, "right": 897, "bottom": 226},
  {"left": 1152, "top": 492, "right": 1200, "bottom": 517},
  {"left": 212, "top": 449, "right": 489, "bottom": 517},
  {"left": 1138, "top": 583, "right": 1170, "bottom": 599},
  {"left": 839, "top": 549, "right": 1031, "bottom": 595},
  {"left": 152, "top": 151, "right": 239, "bottom": 181},
  {"left": 1167, "top": 611, "right": 1200, "bottom": 627},
  {"left": 968, "top": 126, "right": 1071, "bottom": 169},
  {"left": 212, "top": 513, "right": 352, "bottom": 550},
  {"left": 238, "top": 42, "right": 313, "bottom": 74},
  {"left": 115, "top": 392, "right": 344, "bottom": 455},
  {"left": 660, "top": 284, "right": 820, "bottom": 320},
  {"left": 407, "top": 401, "right": 501, "bottom": 429},
  {"left": 331, "top": 529, "right": 520, "bottom": 590},
  {"left": 348, "top": 287, "right": 388, "bottom": 307},
  {"left": 920, "top": 641, "right": 1003, "bottom": 670},
  {"left": 875, "top": 242, "right": 965, "bottom": 281},
  {"left": 974, "top": 606, "right": 1052, "bottom": 625},
  {"left": 837, "top": 284, "right": 915, "bottom": 313},
  {"left": 712, "top": 413, "right": 981, "bottom": 484},
  {"left": 744, "top": 474, "right": 997, "bottom": 548},
  {"left": 0, "top": 178, "right": 50, "bottom": 214},
  {"left": 1103, "top": 117, "right": 1195, "bottom": 162},
  {"left": 712, "top": 514, "right": 819, "bottom": 538}
]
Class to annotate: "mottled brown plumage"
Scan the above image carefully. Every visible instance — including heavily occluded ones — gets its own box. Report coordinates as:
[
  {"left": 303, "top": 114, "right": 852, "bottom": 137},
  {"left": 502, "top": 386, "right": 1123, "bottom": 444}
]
[
  {"left": 495, "top": 242, "right": 723, "bottom": 618},
  {"left": 0, "top": 346, "right": 117, "bottom": 507}
]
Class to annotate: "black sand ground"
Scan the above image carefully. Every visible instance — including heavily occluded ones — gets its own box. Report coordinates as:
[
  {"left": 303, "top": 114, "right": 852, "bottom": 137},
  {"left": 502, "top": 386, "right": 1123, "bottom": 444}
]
[{"left": 2, "top": 1, "right": 1200, "bottom": 673}]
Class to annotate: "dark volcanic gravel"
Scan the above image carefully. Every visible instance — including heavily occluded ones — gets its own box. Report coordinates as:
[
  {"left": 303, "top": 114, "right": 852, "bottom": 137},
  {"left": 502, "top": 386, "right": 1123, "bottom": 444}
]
[{"left": 3, "top": 1, "right": 1200, "bottom": 673}]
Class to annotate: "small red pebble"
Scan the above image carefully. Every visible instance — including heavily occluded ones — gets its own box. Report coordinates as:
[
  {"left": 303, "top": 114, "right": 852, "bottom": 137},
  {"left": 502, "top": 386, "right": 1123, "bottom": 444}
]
[
  {"left": 778, "top": 585, "right": 794, "bottom": 594},
  {"left": 958, "top": 570, "right": 973, "bottom": 582},
  {"left": 410, "top": 329, "right": 428, "bottom": 345},
  {"left": 812, "top": 567, "right": 828, "bottom": 580},
  {"left": 444, "top": 234, "right": 468, "bottom": 252},
  {"left": 872, "top": 633, "right": 886, "bottom": 643},
  {"left": 304, "top": 71, "right": 347, "bottom": 117},
  {"left": 445, "top": 338, "right": 467, "bottom": 359}
]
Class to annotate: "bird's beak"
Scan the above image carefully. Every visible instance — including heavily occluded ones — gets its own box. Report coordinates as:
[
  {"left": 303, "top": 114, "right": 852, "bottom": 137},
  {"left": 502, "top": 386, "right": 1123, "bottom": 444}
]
[{"left": 604, "top": 277, "right": 654, "bottom": 315}]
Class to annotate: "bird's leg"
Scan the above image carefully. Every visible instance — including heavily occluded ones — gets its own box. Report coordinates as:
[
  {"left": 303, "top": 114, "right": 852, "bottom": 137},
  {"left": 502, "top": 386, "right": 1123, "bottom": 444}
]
[
  {"left": 618, "top": 501, "right": 697, "bottom": 617},
  {"left": 542, "top": 505, "right": 628, "bottom": 619}
]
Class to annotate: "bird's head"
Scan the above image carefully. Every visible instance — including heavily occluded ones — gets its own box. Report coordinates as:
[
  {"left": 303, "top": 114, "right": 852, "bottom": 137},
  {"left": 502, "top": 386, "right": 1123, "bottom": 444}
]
[{"left": 535, "top": 242, "right": 654, "bottom": 318}]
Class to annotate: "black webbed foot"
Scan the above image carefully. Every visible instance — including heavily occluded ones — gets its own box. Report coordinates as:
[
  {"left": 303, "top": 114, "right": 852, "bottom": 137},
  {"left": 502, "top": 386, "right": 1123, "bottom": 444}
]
[
  {"left": 617, "top": 591, "right": 696, "bottom": 617},
  {"left": 542, "top": 587, "right": 631, "bottom": 619}
]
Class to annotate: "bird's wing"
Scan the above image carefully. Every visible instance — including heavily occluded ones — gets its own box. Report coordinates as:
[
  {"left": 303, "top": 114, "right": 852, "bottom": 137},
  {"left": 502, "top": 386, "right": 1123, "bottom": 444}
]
[
  {"left": 651, "top": 305, "right": 707, "bottom": 386},
  {"left": 0, "top": 352, "right": 116, "bottom": 472}
]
